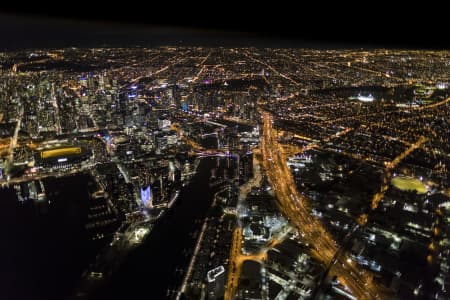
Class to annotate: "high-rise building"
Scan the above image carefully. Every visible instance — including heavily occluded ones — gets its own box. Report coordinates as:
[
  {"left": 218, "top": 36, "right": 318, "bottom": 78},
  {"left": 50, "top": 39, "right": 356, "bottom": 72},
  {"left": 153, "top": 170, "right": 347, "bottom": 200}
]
[
  {"left": 239, "top": 151, "right": 253, "bottom": 184},
  {"left": 167, "top": 130, "right": 178, "bottom": 146},
  {"left": 158, "top": 118, "right": 171, "bottom": 130},
  {"left": 140, "top": 185, "right": 153, "bottom": 208},
  {"left": 79, "top": 77, "right": 88, "bottom": 88},
  {"left": 172, "top": 85, "right": 181, "bottom": 108},
  {"left": 156, "top": 135, "right": 168, "bottom": 152},
  {"left": 206, "top": 265, "right": 225, "bottom": 300}
]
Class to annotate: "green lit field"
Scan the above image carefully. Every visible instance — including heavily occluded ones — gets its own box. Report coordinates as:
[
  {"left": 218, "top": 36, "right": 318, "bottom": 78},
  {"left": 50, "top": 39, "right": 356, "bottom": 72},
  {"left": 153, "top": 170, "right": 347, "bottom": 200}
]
[{"left": 391, "top": 176, "right": 427, "bottom": 194}]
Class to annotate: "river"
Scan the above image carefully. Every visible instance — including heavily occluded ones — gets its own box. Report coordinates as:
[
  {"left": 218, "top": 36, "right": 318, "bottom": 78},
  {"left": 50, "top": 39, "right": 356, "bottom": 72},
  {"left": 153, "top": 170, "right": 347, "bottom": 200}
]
[
  {"left": 0, "top": 174, "right": 99, "bottom": 300},
  {"left": 89, "top": 156, "right": 236, "bottom": 300},
  {"left": 0, "top": 156, "right": 235, "bottom": 300}
]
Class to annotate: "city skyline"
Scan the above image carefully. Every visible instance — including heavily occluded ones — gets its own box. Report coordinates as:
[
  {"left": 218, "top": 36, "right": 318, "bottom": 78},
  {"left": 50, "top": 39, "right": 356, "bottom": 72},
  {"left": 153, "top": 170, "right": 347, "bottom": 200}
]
[{"left": 0, "top": 45, "right": 449, "bottom": 300}]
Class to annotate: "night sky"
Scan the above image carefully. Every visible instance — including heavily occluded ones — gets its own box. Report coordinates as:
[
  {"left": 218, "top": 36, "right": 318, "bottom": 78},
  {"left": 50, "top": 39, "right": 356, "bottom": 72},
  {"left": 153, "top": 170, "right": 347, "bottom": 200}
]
[{"left": 0, "top": 7, "right": 448, "bottom": 50}]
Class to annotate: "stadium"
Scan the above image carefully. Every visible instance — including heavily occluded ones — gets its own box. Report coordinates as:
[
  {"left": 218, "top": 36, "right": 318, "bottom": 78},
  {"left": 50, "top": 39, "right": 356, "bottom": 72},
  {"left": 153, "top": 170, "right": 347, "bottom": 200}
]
[
  {"left": 391, "top": 176, "right": 428, "bottom": 194},
  {"left": 35, "top": 145, "right": 92, "bottom": 168}
]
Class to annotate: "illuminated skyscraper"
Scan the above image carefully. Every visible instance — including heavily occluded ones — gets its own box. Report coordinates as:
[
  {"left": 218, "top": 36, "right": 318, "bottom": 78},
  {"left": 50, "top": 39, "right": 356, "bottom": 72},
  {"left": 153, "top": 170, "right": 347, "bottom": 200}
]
[{"left": 140, "top": 185, "right": 153, "bottom": 208}]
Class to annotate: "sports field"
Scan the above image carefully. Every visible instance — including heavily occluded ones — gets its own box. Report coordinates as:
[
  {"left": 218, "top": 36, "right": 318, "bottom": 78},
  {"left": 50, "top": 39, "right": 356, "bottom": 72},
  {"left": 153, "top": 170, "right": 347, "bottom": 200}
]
[
  {"left": 40, "top": 146, "right": 81, "bottom": 159},
  {"left": 391, "top": 176, "right": 427, "bottom": 194}
]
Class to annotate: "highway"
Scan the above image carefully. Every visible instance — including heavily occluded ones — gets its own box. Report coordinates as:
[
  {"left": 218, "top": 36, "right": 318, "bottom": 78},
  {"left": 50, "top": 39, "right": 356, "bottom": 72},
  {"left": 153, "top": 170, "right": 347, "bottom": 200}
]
[
  {"left": 224, "top": 227, "right": 243, "bottom": 300},
  {"left": 260, "top": 111, "right": 386, "bottom": 299},
  {"left": 7, "top": 105, "right": 24, "bottom": 166}
]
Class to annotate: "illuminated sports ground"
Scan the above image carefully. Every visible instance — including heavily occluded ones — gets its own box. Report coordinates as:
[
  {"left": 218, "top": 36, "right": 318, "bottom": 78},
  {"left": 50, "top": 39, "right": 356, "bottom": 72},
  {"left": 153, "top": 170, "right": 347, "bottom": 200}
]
[
  {"left": 40, "top": 147, "right": 82, "bottom": 159},
  {"left": 391, "top": 176, "right": 427, "bottom": 194}
]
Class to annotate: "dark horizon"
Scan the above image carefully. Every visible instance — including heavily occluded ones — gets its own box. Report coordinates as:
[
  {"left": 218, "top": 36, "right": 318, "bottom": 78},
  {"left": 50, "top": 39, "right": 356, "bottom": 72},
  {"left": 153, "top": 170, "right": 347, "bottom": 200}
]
[{"left": 0, "top": 12, "right": 448, "bottom": 51}]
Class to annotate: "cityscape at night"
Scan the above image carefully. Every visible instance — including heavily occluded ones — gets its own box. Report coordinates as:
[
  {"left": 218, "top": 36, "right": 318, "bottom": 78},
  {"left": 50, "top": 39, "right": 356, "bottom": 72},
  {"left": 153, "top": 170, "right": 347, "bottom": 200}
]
[{"left": 1, "top": 45, "right": 450, "bottom": 300}]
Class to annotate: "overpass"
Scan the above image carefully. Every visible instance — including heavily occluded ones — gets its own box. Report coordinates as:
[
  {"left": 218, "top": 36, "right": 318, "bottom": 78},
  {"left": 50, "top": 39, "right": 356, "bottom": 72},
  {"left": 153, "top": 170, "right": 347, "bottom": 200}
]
[
  {"left": 194, "top": 150, "right": 239, "bottom": 160},
  {"left": 205, "top": 120, "right": 227, "bottom": 128},
  {"left": 201, "top": 132, "right": 218, "bottom": 138}
]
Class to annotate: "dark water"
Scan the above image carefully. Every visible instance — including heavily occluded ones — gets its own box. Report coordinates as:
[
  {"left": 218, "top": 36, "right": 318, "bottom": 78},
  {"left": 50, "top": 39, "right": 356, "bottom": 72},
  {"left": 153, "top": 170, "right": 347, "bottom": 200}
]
[
  {"left": 200, "top": 135, "right": 219, "bottom": 149},
  {"left": 90, "top": 157, "right": 234, "bottom": 300},
  {"left": 0, "top": 174, "right": 98, "bottom": 300},
  {"left": 0, "top": 157, "right": 234, "bottom": 300}
]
